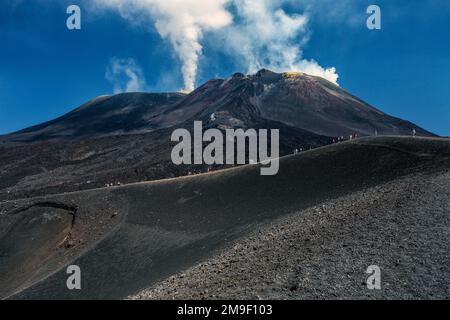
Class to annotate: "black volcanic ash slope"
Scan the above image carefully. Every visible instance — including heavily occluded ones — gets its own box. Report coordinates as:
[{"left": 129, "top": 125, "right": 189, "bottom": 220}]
[
  {"left": 1, "top": 137, "right": 449, "bottom": 299},
  {"left": 0, "top": 70, "right": 435, "bottom": 201}
]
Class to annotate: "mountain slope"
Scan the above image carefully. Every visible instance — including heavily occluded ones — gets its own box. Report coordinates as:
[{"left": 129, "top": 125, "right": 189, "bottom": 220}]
[
  {"left": 0, "top": 70, "right": 436, "bottom": 200},
  {"left": 0, "top": 121, "right": 330, "bottom": 201},
  {"left": 2, "top": 93, "right": 186, "bottom": 142},
  {"left": 255, "top": 70, "right": 430, "bottom": 137},
  {"left": 135, "top": 69, "right": 433, "bottom": 137},
  {"left": 1, "top": 137, "right": 449, "bottom": 299},
  {"left": 1, "top": 69, "right": 434, "bottom": 145},
  {"left": 132, "top": 167, "right": 450, "bottom": 300}
]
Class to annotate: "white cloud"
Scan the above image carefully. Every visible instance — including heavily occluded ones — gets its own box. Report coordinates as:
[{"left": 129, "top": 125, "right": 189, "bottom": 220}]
[{"left": 105, "top": 57, "right": 147, "bottom": 93}]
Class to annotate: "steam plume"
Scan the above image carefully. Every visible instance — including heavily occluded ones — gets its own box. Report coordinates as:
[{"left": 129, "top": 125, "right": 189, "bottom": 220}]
[{"left": 95, "top": 0, "right": 232, "bottom": 92}]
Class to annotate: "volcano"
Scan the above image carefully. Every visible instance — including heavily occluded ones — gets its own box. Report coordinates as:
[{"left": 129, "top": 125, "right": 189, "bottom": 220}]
[
  {"left": 0, "top": 70, "right": 435, "bottom": 200},
  {"left": 0, "top": 70, "right": 448, "bottom": 300},
  {"left": 2, "top": 69, "right": 433, "bottom": 144}
]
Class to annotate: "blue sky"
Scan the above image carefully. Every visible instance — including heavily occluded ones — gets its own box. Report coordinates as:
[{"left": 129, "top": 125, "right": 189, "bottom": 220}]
[{"left": 0, "top": 0, "right": 449, "bottom": 136}]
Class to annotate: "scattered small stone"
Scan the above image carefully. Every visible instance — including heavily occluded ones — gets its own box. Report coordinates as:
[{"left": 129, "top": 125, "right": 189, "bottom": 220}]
[{"left": 65, "top": 240, "right": 75, "bottom": 249}]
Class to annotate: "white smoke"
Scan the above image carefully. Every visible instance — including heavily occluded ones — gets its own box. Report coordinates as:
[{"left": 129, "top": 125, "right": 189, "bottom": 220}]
[
  {"left": 105, "top": 57, "right": 147, "bottom": 93},
  {"left": 95, "top": 0, "right": 339, "bottom": 90},
  {"left": 95, "top": 0, "right": 232, "bottom": 92},
  {"left": 223, "top": 0, "right": 339, "bottom": 85}
]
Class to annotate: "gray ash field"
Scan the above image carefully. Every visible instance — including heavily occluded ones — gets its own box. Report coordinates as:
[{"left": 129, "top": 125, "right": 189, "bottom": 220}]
[
  {"left": 1, "top": 136, "right": 449, "bottom": 299},
  {"left": 132, "top": 168, "right": 450, "bottom": 300}
]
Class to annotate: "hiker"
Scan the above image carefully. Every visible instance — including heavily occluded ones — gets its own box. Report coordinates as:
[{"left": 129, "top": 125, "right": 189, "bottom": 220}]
[{"left": 412, "top": 128, "right": 416, "bottom": 137}]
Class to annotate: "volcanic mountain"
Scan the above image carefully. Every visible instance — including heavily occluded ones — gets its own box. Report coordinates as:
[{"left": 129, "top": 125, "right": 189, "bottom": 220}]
[
  {"left": 2, "top": 69, "right": 432, "bottom": 143},
  {"left": 0, "top": 70, "right": 434, "bottom": 200},
  {"left": 0, "top": 70, "right": 448, "bottom": 300}
]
